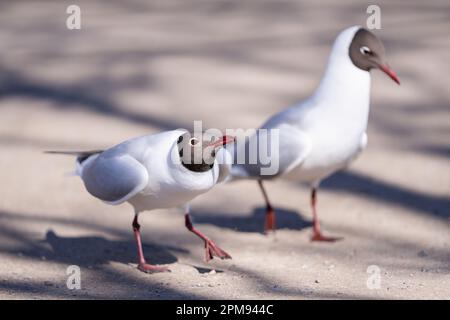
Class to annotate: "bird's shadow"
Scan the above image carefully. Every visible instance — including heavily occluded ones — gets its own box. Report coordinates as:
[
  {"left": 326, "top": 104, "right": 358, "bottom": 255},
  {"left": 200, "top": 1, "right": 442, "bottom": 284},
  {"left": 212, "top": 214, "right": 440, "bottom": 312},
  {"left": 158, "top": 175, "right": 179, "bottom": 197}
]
[
  {"left": 26, "top": 230, "right": 187, "bottom": 267},
  {"left": 192, "top": 207, "right": 311, "bottom": 233}
]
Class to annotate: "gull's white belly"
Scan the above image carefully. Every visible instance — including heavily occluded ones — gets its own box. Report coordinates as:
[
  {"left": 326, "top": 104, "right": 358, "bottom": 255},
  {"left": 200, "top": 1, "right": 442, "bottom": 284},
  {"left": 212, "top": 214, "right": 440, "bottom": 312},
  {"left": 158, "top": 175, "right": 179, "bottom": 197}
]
[
  {"left": 128, "top": 187, "right": 208, "bottom": 212},
  {"left": 128, "top": 158, "right": 219, "bottom": 212}
]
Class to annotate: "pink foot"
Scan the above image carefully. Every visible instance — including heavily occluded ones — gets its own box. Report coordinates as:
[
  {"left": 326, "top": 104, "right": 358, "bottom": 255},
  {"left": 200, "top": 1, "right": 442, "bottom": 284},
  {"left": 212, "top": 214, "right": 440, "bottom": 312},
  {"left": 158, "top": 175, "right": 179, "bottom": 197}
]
[
  {"left": 137, "top": 263, "right": 171, "bottom": 274},
  {"left": 204, "top": 239, "right": 232, "bottom": 262},
  {"left": 310, "top": 231, "right": 343, "bottom": 242}
]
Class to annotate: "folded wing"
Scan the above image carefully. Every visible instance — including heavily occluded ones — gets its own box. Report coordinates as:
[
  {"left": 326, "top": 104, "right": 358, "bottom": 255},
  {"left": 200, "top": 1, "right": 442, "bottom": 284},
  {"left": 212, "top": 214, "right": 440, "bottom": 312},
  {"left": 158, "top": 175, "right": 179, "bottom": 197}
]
[
  {"left": 81, "top": 154, "right": 148, "bottom": 205},
  {"left": 231, "top": 123, "right": 311, "bottom": 179}
]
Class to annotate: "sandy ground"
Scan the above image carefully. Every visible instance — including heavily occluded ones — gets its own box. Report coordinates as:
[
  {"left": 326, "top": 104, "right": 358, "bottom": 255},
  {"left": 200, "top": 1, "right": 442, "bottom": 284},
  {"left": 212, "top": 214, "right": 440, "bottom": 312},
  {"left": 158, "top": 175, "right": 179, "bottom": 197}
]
[{"left": 0, "top": 0, "right": 449, "bottom": 299}]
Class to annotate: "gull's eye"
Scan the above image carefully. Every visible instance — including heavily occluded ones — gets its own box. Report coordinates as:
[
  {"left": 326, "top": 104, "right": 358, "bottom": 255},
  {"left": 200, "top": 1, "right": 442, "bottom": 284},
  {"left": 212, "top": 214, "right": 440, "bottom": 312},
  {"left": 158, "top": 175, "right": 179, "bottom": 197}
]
[
  {"left": 189, "top": 138, "right": 199, "bottom": 146},
  {"left": 360, "top": 46, "right": 372, "bottom": 55},
  {"left": 177, "top": 136, "right": 183, "bottom": 144}
]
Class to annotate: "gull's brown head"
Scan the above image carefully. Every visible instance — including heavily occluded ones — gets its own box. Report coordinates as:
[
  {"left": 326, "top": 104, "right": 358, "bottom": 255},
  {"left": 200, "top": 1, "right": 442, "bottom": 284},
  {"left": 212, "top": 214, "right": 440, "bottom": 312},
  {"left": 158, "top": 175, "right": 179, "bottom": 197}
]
[{"left": 349, "top": 28, "right": 400, "bottom": 85}]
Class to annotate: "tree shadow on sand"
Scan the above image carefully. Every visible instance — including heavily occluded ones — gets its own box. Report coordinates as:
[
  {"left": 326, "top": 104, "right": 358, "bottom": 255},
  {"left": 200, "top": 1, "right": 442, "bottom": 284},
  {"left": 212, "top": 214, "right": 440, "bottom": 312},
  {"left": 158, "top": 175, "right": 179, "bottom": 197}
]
[
  {"left": 0, "top": 67, "right": 186, "bottom": 132},
  {"left": 322, "top": 170, "right": 450, "bottom": 219},
  {"left": 0, "top": 210, "right": 188, "bottom": 269},
  {"left": 40, "top": 230, "right": 183, "bottom": 267},
  {"left": 192, "top": 207, "right": 311, "bottom": 233},
  {"left": 0, "top": 212, "right": 202, "bottom": 299}
]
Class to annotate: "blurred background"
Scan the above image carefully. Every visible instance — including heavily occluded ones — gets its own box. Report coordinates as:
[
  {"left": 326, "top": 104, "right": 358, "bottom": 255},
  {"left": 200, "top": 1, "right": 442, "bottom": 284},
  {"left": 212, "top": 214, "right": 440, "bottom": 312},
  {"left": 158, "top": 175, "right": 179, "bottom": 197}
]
[{"left": 0, "top": 0, "right": 449, "bottom": 299}]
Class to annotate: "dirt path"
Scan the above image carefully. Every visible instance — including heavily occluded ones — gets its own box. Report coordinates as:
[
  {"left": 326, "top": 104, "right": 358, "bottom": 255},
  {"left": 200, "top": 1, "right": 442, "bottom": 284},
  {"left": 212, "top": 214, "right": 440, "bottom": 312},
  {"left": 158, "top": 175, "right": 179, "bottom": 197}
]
[{"left": 0, "top": 0, "right": 449, "bottom": 299}]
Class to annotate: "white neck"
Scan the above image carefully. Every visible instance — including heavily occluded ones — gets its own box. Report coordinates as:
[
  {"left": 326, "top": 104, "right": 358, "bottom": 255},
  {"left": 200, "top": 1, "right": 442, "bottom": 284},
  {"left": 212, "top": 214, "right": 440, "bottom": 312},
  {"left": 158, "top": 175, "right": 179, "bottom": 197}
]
[{"left": 311, "top": 26, "right": 371, "bottom": 110}]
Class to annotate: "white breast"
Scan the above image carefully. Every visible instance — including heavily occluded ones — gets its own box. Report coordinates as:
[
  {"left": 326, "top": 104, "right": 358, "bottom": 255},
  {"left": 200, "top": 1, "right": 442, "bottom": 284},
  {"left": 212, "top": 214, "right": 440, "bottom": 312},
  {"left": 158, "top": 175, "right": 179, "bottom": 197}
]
[{"left": 129, "top": 137, "right": 219, "bottom": 212}]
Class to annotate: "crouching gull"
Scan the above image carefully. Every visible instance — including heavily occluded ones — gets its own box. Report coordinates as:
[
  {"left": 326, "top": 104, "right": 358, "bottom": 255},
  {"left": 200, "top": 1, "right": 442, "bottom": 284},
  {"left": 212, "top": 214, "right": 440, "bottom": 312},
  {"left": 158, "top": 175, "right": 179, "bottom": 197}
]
[{"left": 48, "top": 130, "right": 234, "bottom": 273}]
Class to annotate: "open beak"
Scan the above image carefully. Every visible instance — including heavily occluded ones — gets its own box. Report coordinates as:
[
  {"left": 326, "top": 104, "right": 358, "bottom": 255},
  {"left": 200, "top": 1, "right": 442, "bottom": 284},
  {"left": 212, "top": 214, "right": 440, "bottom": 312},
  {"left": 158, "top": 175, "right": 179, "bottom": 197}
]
[
  {"left": 210, "top": 135, "right": 235, "bottom": 148},
  {"left": 378, "top": 63, "right": 400, "bottom": 85}
]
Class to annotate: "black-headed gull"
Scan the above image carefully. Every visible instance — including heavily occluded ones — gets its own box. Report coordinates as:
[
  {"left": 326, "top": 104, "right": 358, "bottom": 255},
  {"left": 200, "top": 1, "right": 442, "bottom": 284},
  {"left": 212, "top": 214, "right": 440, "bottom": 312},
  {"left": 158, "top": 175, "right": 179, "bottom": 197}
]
[
  {"left": 48, "top": 129, "right": 234, "bottom": 273},
  {"left": 229, "top": 26, "right": 400, "bottom": 240}
]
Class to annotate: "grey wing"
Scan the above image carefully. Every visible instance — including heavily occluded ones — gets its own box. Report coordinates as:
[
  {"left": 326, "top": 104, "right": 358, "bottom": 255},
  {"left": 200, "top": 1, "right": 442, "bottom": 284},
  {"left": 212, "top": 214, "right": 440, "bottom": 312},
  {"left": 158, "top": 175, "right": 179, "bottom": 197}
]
[
  {"left": 81, "top": 154, "right": 148, "bottom": 205},
  {"left": 231, "top": 123, "right": 311, "bottom": 179},
  {"left": 274, "top": 124, "right": 311, "bottom": 174}
]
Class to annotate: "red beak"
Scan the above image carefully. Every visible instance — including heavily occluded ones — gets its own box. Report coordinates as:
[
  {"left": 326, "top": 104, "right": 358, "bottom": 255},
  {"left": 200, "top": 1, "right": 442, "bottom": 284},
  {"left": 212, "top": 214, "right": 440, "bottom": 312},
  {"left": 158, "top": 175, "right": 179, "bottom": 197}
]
[
  {"left": 378, "top": 64, "right": 400, "bottom": 85},
  {"left": 210, "top": 135, "right": 235, "bottom": 148}
]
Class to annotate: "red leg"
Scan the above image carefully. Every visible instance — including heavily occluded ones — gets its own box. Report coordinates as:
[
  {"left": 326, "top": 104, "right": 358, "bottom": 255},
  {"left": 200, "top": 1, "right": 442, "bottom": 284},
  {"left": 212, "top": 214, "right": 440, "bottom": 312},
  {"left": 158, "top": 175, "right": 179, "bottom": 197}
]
[
  {"left": 258, "top": 180, "right": 276, "bottom": 234},
  {"left": 132, "top": 214, "right": 170, "bottom": 273},
  {"left": 310, "top": 188, "right": 342, "bottom": 242},
  {"left": 185, "top": 213, "right": 231, "bottom": 262}
]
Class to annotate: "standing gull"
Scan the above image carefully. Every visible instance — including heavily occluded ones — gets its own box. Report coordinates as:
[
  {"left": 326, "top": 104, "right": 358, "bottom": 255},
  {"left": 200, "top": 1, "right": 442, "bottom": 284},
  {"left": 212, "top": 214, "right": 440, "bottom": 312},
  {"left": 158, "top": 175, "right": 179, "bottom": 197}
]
[
  {"left": 48, "top": 129, "right": 234, "bottom": 273},
  {"left": 229, "top": 26, "right": 400, "bottom": 240}
]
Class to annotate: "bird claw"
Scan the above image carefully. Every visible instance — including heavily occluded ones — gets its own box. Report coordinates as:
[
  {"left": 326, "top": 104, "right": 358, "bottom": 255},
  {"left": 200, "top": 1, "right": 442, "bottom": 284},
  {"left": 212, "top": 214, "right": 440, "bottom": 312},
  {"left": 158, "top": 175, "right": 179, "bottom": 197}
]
[
  {"left": 137, "top": 263, "right": 171, "bottom": 274},
  {"left": 310, "top": 232, "right": 343, "bottom": 242},
  {"left": 204, "top": 239, "right": 232, "bottom": 262}
]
